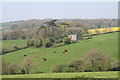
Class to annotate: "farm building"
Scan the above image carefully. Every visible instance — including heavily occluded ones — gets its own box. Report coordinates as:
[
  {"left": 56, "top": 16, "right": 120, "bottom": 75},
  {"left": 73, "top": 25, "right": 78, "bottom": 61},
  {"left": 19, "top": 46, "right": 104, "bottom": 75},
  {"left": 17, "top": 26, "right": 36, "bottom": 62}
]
[{"left": 69, "top": 34, "right": 83, "bottom": 41}]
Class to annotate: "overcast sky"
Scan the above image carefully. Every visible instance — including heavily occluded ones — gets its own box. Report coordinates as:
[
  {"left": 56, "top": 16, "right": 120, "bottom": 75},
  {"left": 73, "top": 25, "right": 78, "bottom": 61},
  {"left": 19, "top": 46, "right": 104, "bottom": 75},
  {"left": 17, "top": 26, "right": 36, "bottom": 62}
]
[{"left": 1, "top": 1, "right": 118, "bottom": 22}]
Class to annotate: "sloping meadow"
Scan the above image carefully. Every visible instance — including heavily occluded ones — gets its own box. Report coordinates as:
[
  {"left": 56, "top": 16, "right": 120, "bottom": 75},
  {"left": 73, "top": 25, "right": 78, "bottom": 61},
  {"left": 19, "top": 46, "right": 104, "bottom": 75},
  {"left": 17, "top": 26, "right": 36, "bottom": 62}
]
[{"left": 2, "top": 32, "right": 119, "bottom": 73}]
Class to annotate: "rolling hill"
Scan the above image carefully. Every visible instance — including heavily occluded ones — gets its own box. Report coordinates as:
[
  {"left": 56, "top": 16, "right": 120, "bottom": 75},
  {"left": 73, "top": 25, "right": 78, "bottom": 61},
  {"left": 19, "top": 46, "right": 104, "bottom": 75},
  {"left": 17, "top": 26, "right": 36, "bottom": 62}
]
[{"left": 2, "top": 32, "right": 118, "bottom": 73}]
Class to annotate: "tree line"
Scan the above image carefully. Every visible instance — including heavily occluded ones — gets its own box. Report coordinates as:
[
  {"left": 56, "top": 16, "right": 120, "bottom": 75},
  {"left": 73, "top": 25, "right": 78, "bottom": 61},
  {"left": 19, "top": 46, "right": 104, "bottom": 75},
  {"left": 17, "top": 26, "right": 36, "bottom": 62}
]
[{"left": 2, "top": 19, "right": 118, "bottom": 30}]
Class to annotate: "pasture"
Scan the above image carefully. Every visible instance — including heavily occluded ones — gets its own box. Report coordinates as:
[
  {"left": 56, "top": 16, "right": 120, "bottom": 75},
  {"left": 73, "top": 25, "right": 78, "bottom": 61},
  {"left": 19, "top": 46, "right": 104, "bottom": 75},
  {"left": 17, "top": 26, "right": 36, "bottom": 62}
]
[
  {"left": 2, "top": 71, "right": 118, "bottom": 78},
  {"left": 1, "top": 40, "right": 27, "bottom": 49},
  {"left": 2, "top": 32, "right": 118, "bottom": 74}
]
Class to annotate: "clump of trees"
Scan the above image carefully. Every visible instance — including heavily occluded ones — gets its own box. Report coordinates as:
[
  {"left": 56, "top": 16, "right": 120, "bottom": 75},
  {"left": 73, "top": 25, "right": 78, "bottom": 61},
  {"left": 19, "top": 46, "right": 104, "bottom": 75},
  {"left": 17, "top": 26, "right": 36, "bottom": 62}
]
[
  {"left": 2, "top": 57, "right": 37, "bottom": 75},
  {"left": 2, "top": 19, "right": 87, "bottom": 40},
  {"left": 82, "top": 49, "right": 112, "bottom": 71},
  {"left": 2, "top": 30, "right": 26, "bottom": 40},
  {"left": 63, "top": 37, "right": 71, "bottom": 44},
  {"left": 51, "top": 49, "right": 120, "bottom": 73},
  {"left": 26, "top": 37, "right": 71, "bottom": 48}
]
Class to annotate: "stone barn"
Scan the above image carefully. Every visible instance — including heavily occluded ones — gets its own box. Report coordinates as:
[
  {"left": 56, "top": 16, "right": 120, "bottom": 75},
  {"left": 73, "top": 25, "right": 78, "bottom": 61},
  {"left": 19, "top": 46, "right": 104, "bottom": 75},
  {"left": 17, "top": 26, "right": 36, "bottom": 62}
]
[{"left": 69, "top": 34, "right": 83, "bottom": 41}]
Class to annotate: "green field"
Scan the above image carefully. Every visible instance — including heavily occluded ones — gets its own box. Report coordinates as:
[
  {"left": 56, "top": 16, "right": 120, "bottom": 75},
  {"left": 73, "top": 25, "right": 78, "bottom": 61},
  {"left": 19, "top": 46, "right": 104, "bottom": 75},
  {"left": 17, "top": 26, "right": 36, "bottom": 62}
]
[
  {"left": 2, "top": 32, "right": 118, "bottom": 73},
  {"left": 1, "top": 40, "right": 27, "bottom": 49},
  {"left": 2, "top": 71, "right": 118, "bottom": 78}
]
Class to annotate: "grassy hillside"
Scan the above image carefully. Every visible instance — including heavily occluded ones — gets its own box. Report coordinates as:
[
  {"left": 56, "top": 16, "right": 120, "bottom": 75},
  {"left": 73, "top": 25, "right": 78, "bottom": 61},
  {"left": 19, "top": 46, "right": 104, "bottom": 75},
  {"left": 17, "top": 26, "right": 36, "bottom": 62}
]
[
  {"left": 1, "top": 40, "right": 27, "bottom": 49},
  {"left": 2, "top": 32, "right": 118, "bottom": 73},
  {"left": 2, "top": 71, "right": 118, "bottom": 78}
]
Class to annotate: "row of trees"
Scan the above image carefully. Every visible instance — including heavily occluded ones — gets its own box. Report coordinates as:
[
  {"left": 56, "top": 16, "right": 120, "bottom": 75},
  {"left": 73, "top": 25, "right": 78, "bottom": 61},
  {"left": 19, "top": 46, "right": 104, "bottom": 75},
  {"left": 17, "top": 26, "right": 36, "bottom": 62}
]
[{"left": 51, "top": 49, "right": 119, "bottom": 73}]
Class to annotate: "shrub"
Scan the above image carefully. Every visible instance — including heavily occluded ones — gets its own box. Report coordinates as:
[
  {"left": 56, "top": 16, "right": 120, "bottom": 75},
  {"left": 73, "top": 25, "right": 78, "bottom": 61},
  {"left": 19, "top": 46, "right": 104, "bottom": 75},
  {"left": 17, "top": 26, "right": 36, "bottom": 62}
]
[
  {"left": 19, "top": 57, "right": 38, "bottom": 74},
  {"left": 44, "top": 40, "right": 53, "bottom": 48},
  {"left": 62, "top": 67, "right": 76, "bottom": 73},
  {"left": 7, "top": 63, "right": 19, "bottom": 75},
  {"left": 13, "top": 44, "right": 19, "bottom": 50},
  {"left": 68, "top": 58, "right": 82, "bottom": 68},
  {"left": 68, "top": 58, "right": 90, "bottom": 72},
  {"left": 51, "top": 62, "right": 66, "bottom": 73},
  {"left": 2, "top": 60, "right": 19, "bottom": 75},
  {"left": 110, "top": 59, "right": 120, "bottom": 71},
  {"left": 63, "top": 37, "right": 71, "bottom": 44}
]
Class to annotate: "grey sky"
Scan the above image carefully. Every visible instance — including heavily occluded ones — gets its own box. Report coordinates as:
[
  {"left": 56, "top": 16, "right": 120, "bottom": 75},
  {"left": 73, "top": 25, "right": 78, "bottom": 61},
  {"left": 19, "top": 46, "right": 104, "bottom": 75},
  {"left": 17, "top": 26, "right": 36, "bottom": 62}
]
[{"left": 2, "top": 2, "right": 118, "bottom": 22}]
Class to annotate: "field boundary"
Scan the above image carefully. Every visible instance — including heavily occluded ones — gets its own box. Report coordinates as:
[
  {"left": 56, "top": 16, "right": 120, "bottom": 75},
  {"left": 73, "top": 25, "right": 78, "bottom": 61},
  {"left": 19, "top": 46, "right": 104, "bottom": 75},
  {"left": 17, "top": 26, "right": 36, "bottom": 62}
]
[
  {"left": 1, "top": 46, "right": 29, "bottom": 55},
  {"left": 83, "top": 31, "right": 119, "bottom": 37}
]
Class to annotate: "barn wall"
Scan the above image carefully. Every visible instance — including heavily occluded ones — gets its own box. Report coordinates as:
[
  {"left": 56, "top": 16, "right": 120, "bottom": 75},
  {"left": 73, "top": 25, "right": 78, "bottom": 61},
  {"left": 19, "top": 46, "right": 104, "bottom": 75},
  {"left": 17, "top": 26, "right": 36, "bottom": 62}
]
[{"left": 77, "top": 34, "right": 83, "bottom": 40}]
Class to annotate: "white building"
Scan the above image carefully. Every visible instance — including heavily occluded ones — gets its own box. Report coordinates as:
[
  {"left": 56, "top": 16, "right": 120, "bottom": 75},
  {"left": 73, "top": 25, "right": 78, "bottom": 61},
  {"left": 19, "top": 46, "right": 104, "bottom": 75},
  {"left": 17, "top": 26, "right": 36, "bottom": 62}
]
[{"left": 69, "top": 34, "right": 83, "bottom": 41}]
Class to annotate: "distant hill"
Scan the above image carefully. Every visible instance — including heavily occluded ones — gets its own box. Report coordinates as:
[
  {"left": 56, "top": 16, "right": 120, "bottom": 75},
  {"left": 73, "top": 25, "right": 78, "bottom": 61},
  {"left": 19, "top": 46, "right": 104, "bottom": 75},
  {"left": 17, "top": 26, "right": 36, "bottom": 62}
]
[{"left": 1, "top": 19, "right": 118, "bottom": 30}]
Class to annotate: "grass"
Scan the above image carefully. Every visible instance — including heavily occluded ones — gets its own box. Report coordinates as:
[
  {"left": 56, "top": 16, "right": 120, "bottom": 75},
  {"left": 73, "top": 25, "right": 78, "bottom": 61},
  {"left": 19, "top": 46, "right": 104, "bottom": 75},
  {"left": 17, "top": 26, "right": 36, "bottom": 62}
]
[
  {"left": 2, "top": 32, "right": 118, "bottom": 73},
  {"left": 0, "top": 40, "right": 27, "bottom": 49},
  {"left": 2, "top": 71, "right": 118, "bottom": 78}
]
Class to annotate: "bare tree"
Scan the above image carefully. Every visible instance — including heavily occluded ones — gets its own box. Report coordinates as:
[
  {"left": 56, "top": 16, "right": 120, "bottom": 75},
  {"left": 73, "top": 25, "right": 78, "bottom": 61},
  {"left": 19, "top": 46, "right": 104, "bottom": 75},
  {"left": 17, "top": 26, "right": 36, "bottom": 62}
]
[{"left": 20, "top": 57, "right": 38, "bottom": 74}]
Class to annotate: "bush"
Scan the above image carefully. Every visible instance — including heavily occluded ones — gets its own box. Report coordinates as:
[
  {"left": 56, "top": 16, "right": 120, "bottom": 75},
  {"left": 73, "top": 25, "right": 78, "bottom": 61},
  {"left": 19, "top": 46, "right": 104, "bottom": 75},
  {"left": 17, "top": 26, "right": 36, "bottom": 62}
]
[
  {"left": 19, "top": 57, "right": 38, "bottom": 74},
  {"left": 2, "top": 57, "right": 38, "bottom": 75},
  {"left": 62, "top": 67, "right": 76, "bottom": 73},
  {"left": 63, "top": 37, "right": 71, "bottom": 44},
  {"left": 44, "top": 40, "right": 53, "bottom": 48},
  {"left": 110, "top": 59, "right": 120, "bottom": 71},
  {"left": 51, "top": 63, "right": 66, "bottom": 73},
  {"left": 2, "top": 60, "right": 19, "bottom": 75},
  {"left": 68, "top": 58, "right": 90, "bottom": 72},
  {"left": 13, "top": 45, "right": 19, "bottom": 50}
]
